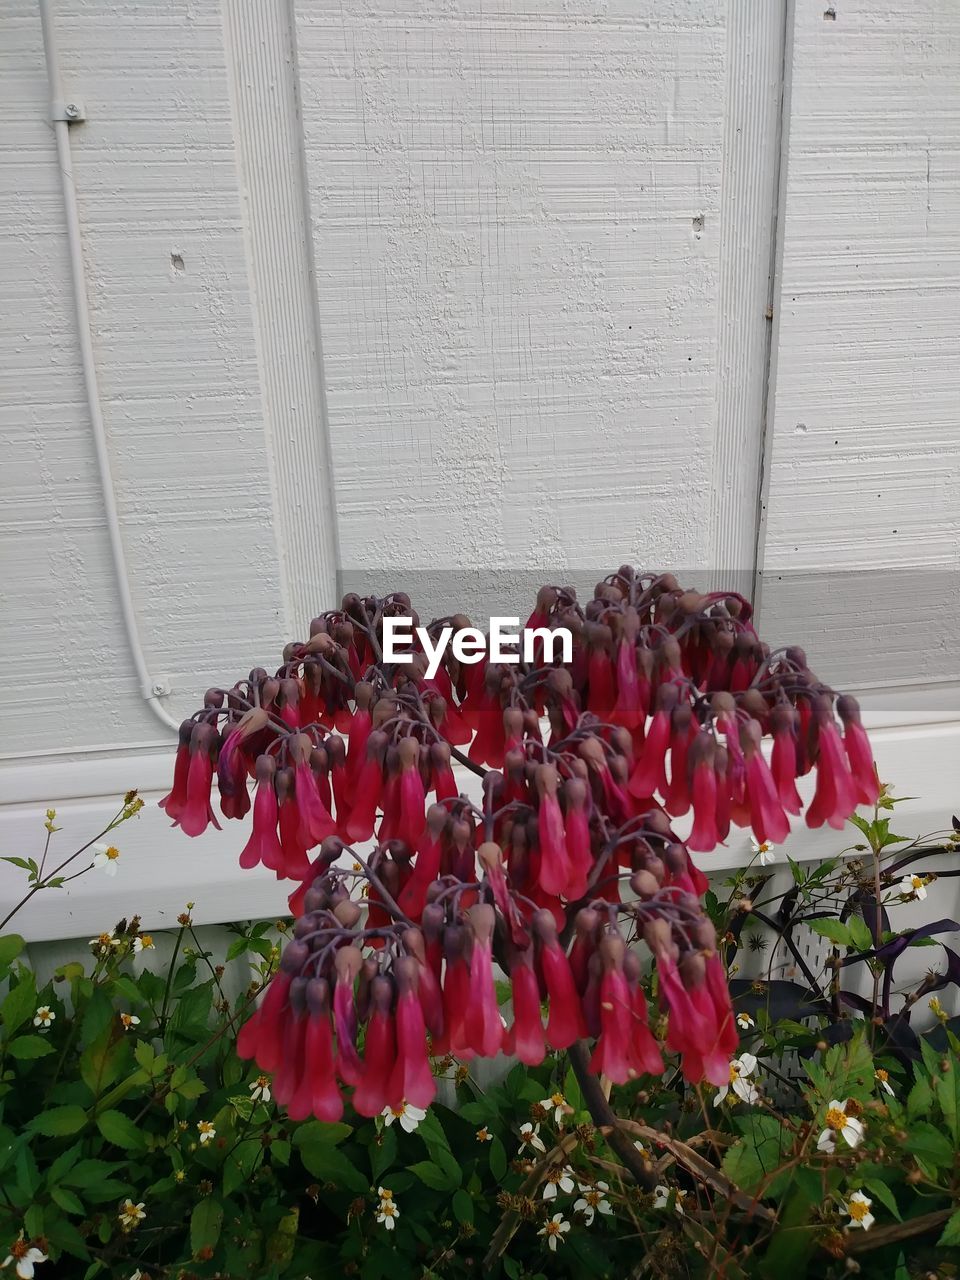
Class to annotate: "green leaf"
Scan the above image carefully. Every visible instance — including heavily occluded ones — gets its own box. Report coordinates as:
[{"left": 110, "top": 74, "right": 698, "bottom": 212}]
[
  {"left": 2, "top": 973, "right": 37, "bottom": 1034},
  {"left": 298, "top": 1141, "right": 368, "bottom": 1193},
  {"left": 904, "top": 1121, "right": 953, "bottom": 1168},
  {"left": 488, "top": 1135, "right": 507, "bottom": 1181},
  {"left": 370, "top": 1125, "right": 397, "bottom": 1182},
  {"left": 938, "top": 1209, "right": 960, "bottom": 1247},
  {"left": 415, "top": 1108, "right": 452, "bottom": 1154},
  {"left": 408, "top": 1159, "right": 458, "bottom": 1191},
  {"left": 7, "top": 1034, "right": 55, "bottom": 1060},
  {"left": 50, "top": 1184, "right": 86, "bottom": 1215},
  {"left": 721, "top": 1114, "right": 788, "bottom": 1196},
  {"left": 96, "top": 1109, "right": 145, "bottom": 1151},
  {"left": 62, "top": 1158, "right": 126, "bottom": 1188},
  {"left": 862, "top": 1177, "right": 902, "bottom": 1222},
  {"left": 80, "top": 1030, "right": 127, "bottom": 1095},
  {"left": 0, "top": 934, "right": 25, "bottom": 973},
  {"left": 292, "top": 1120, "right": 353, "bottom": 1150},
  {"left": 907, "top": 1074, "right": 934, "bottom": 1120},
  {"left": 807, "top": 919, "right": 853, "bottom": 948},
  {"left": 933, "top": 1055, "right": 960, "bottom": 1145},
  {"left": 452, "top": 1188, "right": 474, "bottom": 1224},
  {"left": 846, "top": 916, "right": 874, "bottom": 952},
  {"left": 28, "top": 1105, "right": 88, "bottom": 1137},
  {"left": 190, "top": 1196, "right": 224, "bottom": 1256}
]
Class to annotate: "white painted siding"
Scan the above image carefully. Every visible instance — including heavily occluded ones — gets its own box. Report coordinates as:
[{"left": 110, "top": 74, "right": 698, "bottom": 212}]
[{"left": 2, "top": 0, "right": 959, "bottom": 938}]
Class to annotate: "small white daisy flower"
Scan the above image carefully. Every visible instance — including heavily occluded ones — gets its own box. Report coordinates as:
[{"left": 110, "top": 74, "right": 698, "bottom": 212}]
[
  {"left": 539, "top": 1091, "right": 568, "bottom": 1125},
  {"left": 874, "top": 1069, "right": 894, "bottom": 1097},
  {"left": 736, "top": 1012, "right": 755, "bottom": 1030},
  {"left": 844, "top": 1190, "right": 874, "bottom": 1231},
  {"left": 132, "top": 934, "right": 154, "bottom": 954},
  {"left": 899, "top": 873, "right": 927, "bottom": 901},
  {"left": 376, "top": 1187, "right": 400, "bottom": 1230},
  {"left": 33, "top": 1006, "right": 55, "bottom": 1032},
  {"left": 542, "top": 1165, "right": 576, "bottom": 1200},
  {"left": 713, "top": 1054, "right": 760, "bottom": 1106},
  {"left": 538, "top": 1212, "right": 570, "bottom": 1251},
  {"left": 118, "top": 1199, "right": 146, "bottom": 1229},
  {"left": 652, "top": 1185, "right": 686, "bottom": 1214},
  {"left": 249, "top": 1074, "right": 272, "bottom": 1104},
  {"left": 518, "top": 1122, "right": 546, "bottom": 1154},
  {"left": 2, "top": 1238, "right": 48, "bottom": 1279},
  {"left": 751, "top": 840, "right": 776, "bottom": 866},
  {"left": 91, "top": 843, "right": 121, "bottom": 876},
  {"left": 197, "top": 1120, "right": 216, "bottom": 1145},
  {"left": 381, "top": 1101, "right": 426, "bottom": 1133},
  {"left": 574, "top": 1180, "right": 613, "bottom": 1226},
  {"left": 817, "top": 1100, "right": 864, "bottom": 1154},
  {"left": 119, "top": 1013, "right": 140, "bottom": 1032}
]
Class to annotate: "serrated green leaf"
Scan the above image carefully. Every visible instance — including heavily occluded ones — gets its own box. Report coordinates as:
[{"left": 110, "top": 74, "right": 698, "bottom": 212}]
[
  {"left": 862, "top": 1177, "right": 902, "bottom": 1221},
  {"left": 50, "top": 1184, "right": 85, "bottom": 1215},
  {"left": 28, "top": 1105, "right": 87, "bottom": 1137},
  {"left": 370, "top": 1125, "right": 397, "bottom": 1182},
  {"left": 292, "top": 1120, "right": 352, "bottom": 1149},
  {"left": 95, "top": 1109, "right": 144, "bottom": 1151},
  {"left": 190, "top": 1196, "right": 224, "bottom": 1256},
  {"left": 904, "top": 1121, "right": 953, "bottom": 1168},
  {"left": 2, "top": 973, "right": 37, "bottom": 1034},
  {"left": 408, "top": 1159, "right": 458, "bottom": 1191},
  {"left": 906, "top": 1074, "right": 933, "bottom": 1120},
  {"left": 721, "top": 1114, "right": 787, "bottom": 1196},
  {"left": 7, "top": 1034, "right": 55, "bottom": 1060},
  {"left": 452, "top": 1187, "right": 474, "bottom": 1224},
  {"left": 488, "top": 1134, "right": 507, "bottom": 1181},
  {"left": 0, "top": 934, "right": 25, "bottom": 972},
  {"left": 938, "top": 1209, "right": 960, "bottom": 1247},
  {"left": 298, "top": 1141, "right": 368, "bottom": 1192},
  {"left": 846, "top": 916, "right": 874, "bottom": 952},
  {"left": 807, "top": 919, "right": 853, "bottom": 948},
  {"left": 933, "top": 1056, "right": 960, "bottom": 1145}
]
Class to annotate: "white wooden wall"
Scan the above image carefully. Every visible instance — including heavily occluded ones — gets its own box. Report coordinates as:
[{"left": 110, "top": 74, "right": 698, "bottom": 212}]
[{"left": 2, "top": 0, "right": 958, "bottom": 941}]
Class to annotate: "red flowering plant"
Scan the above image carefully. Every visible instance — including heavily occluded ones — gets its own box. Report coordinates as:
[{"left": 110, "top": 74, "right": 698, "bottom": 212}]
[{"left": 160, "top": 566, "right": 877, "bottom": 1180}]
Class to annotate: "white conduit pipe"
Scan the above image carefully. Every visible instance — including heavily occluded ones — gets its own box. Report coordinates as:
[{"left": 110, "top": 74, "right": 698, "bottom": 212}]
[{"left": 38, "top": 0, "right": 180, "bottom": 733}]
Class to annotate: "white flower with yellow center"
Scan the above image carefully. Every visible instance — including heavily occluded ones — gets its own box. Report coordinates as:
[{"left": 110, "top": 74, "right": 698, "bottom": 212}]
[
  {"left": 88, "top": 932, "right": 121, "bottom": 954},
  {"left": 119, "top": 1013, "right": 140, "bottom": 1032},
  {"left": 376, "top": 1187, "right": 400, "bottom": 1230},
  {"left": 844, "top": 1190, "right": 874, "bottom": 1231},
  {"left": 574, "top": 1180, "right": 613, "bottom": 1225},
  {"left": 132, "top": 934, "right": 154, "bottom": 954},
  {"left": 751, "top": 840, "right": 775, "bottom": 866},
  {"left": 118, "top": 1199, "right": 146, "bottom": 1230},
  {"left": 736, "top": 1012, "right": 755, "bottom": 1030},
  {"left": 91, "top": 844, "right": 121, "bottom": 877},
  {"left": 540, "top": 1091, "right": 568, "bottom": 1125},
  {"left": 249, "top": 1074, "right": 272, "bottom": 1104},
  {"left": 874, "top": 1069, "right": 894, "bottom": 1097},
  {"left": 2, "top": 1235, "right": 48, "bottom": 1279},
  {"left": 197, "top": 1120, "right": 216, "bottom": 1145},
  {"left": 899, "top": 873, "right": 927, "bottom": 901},
  {"left": 817, "top": 1100, "right": 864, "bottom": 1153},
  {"left": 33, "top": 1006, "right": 55, "bottom": 1032},
  {"left": 475, "top": 1127, "right": 493, "bottom": 1143},
  {"left": 542, "top": 1166, "right": 576, "bottom": 1200},
  {"left": 713, "top": 1054, "right": 759, "bottom": 1106},
  {"left": 538, "top": 1212, "right": 570, "bottom": 1251},
  {"left": 652, "top": 1185, "right": 686, "bottom": 1214},
  {"left": 518, "top": 1122, "right": 546, "bottom": 1154},
  {"left": 381, "top": 1101, "right": 426, "bottom": 1133}
]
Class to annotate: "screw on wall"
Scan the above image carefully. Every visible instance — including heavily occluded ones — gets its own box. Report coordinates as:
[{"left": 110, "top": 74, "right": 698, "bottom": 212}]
[
  {"left": 51, "top": 98, "right": 86, "bottom": 122},
  {"left": 151, "top": 679, "right": 172, "bottom": 699}
]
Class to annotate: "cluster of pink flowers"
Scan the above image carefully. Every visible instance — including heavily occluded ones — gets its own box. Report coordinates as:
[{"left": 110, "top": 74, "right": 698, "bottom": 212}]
[{"left": 162, "top": 567, "right": 876, "bottom": 1120}]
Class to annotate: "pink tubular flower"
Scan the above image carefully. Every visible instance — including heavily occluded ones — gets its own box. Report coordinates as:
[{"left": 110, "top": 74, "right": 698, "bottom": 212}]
[
  {"left": 239, "top": 755, "right": 284, "bottom": 871},
  {"left": 770, "top": 704, "right": 802, "bottom": 815},
  {"left": 464, "top": 905, "right": 506, "bottom": 1059},
  {"left": 533, "top": 910, "right": 588, "bottom": 1049},
  {"left": 588, "top": 936, "right": 635, "bottom": 1084},
  {"left": 741, "top": 721, "right": 790, "bottom": 845},
  {"left": 236, "top": 965, "right": 295, "bottom": 1072},
  {"left": 396, "top": 738, "right": 427, "bottom": 849},
  {"left": 628, "top": 684, "right": 678, "bottom": 799},
  {"left": 160, "top": 720, "right": 193, "bottom": 822},
  {"left": 352, "top": 977, "right": 398, "bottom": 1118},
  {"left": 344, "top": 731, "right": 387, "bottom": 843},
  {"left": 562, "top": 778, "right": 594, "bottom": 900},
  {"left": 508, "top": 953, "right": 546, "bottom": 1065},
  {"left": 806, "top": 697, "right": 859, "bottom": 830},
  {"left": 535, "top": 765, "right": 572, "bottom": 898},
  {"left": 333, "top": 947, "right": 364, "bottom": 1087},
  {"left": 288, "top": 980, "right": 343, "bottom": 1122},
  {"left": 178, "top": 724, "right": 221, "bottom": 838},
  {"left": 686, "top": 735, "right": 718, "bottom": 853},
  {"left": 837, "top": 695, "right": 880, "bottom": 806},
  {"left": 387, "top": 957, "right": 436, "bottom": 1110}
]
